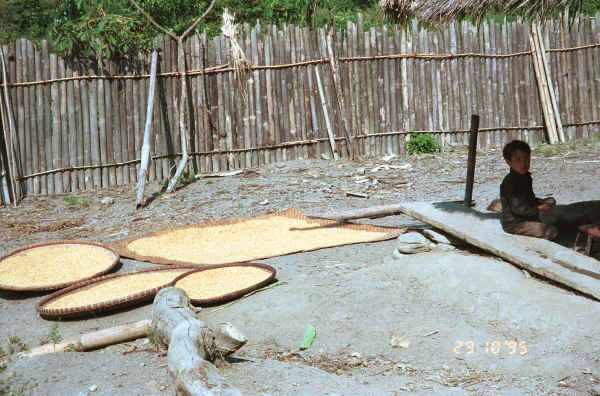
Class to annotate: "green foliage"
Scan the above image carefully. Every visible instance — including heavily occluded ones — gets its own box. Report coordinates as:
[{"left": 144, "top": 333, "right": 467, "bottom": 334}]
[
  {"left": 64, "top": 195, "right": 89, "bottom": 208},
  {"left": 2, "top": 0, "right": 600, "bottom": 66},
  {"left": 405, "top": 133, "right": 441, "bottom": 155},
  {"left": 40, "top": 324, "right": 62, "bottom": 345}
]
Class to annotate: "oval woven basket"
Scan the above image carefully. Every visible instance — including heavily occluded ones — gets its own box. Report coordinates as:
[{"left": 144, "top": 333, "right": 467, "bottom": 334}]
[
  {"left": 0, "top": 241, "right": 120, "bottom": 292},
  {"left": 172, "top": 263, "right": 276, "bottom": 306},
  {"left": 37, "top": 266, "right": 196, "bottom": 319}
]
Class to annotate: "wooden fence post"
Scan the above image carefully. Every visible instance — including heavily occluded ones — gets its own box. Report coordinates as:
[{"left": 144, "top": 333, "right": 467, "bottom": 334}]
[
  {"left": 314, "top": 65, "right": 339, "bottom": 160},
  {"left": 464, "top": 114, "right": 479, "bottom": 206},
  {"left": 136, "top": 50, "right": 158, "bottom": 208},
  {"left": 0, "top": 46, "right": 21, "bottom": 205}
]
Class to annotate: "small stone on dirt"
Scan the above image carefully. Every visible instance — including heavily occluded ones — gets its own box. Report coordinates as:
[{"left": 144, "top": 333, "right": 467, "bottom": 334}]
[{"left": 422, "top": 229, "right": 452, "bottom": 245}]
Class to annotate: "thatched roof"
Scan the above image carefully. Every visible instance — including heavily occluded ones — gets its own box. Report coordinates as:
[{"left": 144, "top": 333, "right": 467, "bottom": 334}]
[{"left": 380, "top": 0, "right": 584, "bottom": 25}]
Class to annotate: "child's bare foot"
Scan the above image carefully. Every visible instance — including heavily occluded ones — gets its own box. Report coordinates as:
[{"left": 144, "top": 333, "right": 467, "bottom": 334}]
[{"left": 578, "top": 224, "right": 600, "bottom": 238}]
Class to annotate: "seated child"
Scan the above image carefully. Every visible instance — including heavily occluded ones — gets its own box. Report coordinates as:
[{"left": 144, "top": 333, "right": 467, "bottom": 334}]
[{"left": 500, "top": 140, "right": 600, "bottom": 240}]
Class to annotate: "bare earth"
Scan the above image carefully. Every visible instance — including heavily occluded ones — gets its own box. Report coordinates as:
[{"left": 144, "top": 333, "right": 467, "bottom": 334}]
[{"left": 1, "top": 139, "right": 600, "bottom": 396}]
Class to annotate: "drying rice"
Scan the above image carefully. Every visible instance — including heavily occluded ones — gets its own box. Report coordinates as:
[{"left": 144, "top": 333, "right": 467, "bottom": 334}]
[
  {"left": 174, "top": 266, "right": 272, "bottom": 300},
  {"left": 0, "top": 244, "right": 116, "bottom": 288},
  {"left": 44, "top": 269, "right": 190, "bottom": 310},
  {"left": 127, "top": 215, "right": 390, "bottom": 264}
]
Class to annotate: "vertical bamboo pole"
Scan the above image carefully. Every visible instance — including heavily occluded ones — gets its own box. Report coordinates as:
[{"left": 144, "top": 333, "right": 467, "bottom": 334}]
[
  {"left": 536, "top": 23, "right": 565, "bottom": 142},
  {"left": 327, "top": 30, "right": 353, "bottom": 159},
  {"left": 137, "top": 50, "right": 158, "bottom": 208},
  {"left": 0, "top": 46, "right": 19, "bottom": 204},
  {"left": 464, "top": 115, "right": 479, "bottom": 206},
  {"left": 66, "top": 62, "right": 78, "bottom": 191},
  {"left": 58, "top": 58, "right": 69, "bottom": 191},
  {"left": 314, "top": 65, "right": 338, "bottom": 160},
  {"left": 49, "top": 53, "right": 63, "bottom": 192}
]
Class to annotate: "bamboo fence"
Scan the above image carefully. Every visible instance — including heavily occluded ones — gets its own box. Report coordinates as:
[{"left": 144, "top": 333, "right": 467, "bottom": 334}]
[{"left": 0, "top": 15, "right": 599, "bottom": 201}]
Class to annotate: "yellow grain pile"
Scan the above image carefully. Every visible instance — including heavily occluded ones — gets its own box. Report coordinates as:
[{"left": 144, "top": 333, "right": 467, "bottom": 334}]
[
  {"left": 0, "top": 244, "right": 116, "bottom": 289},
  {"left": 175, "top": 266, "right": 272, "bottom": 300},
  {"left": 127, "top": 215, "right": 389, "bottom": 264},
  {"left": 44, "top": 268, "right": 191, "bottom": 310}
]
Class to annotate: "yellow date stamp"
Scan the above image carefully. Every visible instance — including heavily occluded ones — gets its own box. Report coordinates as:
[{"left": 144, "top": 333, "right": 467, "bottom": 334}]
[{"left": 454, "top": 340, "right": 528, "bottom": 356}]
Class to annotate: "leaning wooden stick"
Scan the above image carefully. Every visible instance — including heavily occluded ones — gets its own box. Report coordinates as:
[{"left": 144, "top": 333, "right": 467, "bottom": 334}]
[{"left": 19, "top": 319, "right": 151, "bottom": 358}]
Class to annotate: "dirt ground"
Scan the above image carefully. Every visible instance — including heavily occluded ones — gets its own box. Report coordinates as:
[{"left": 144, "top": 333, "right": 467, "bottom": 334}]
[{"left": 1, "top": 138, "right": 600, "bottom": 396}]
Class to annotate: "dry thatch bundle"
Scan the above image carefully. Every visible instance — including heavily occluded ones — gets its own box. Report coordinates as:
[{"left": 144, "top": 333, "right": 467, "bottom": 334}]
[{"left": 380, "top": 0, "right": 584, "bottom": 25}]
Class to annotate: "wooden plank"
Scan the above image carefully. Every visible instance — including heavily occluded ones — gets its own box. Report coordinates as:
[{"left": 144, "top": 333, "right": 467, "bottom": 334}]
[
  {"left": 97, "top": 69, "right": 108, "bottom": 187},
  {"left": 302, "top": 27, "right": 318, "bottom": 160},
  {"left": 26, "top": 40, "right": 39, "bottom": 194},
  {"left": 57, "top": 58, "right": 69, "bottom": 191},
  {"left": 65, "top": 62, "right": 77, "bottom": 191},
  {"left": 221, "top": 38, "right": 234, "bottom": 169},
  {"left": 253, "top": 26, "right": 266, "bottom": 166},
  {"left": 109, "top": 63, "right": 123, "bottom": 185},
  {"left": 356, "top": 15, "right": 367, "bottom": 156},
  {"left": 400, "top": 27, "right": 409, "bottom": 137},
  {"left": 383, "top": 26, "right": 393, "bottom": 154},
  {"left": 88, "top": 71, "right": 100, "bottom": 187},
  {"left": 103, "top": 65, "right": 115, "bottom": 187},
  {"left": 25, "top": 40, "right": 36, "bottom": 194},
  {"left": 289, "top": 26, "right": 301, "bottom": 160},
  {"left": 49, "top": 53, "right": 63, "bottom": 192},
  {"left": 576, "top": 17, "right": 587, "bottom": 138},
  {"left": 396, "top": 201, "right": 600, "bottom": 300},
  {"left": 278, "top": 29, "right": 289, "bottom": 161},
  {"left": 73, "top": 67, "right": 86, "bottom": 190},
  {"left": 391, "top": 28, "right": 401, "bottom": 154},
  {"left": 79, "top": 69, "right": 92, "bottom": 190},
  {"left": 589, "top": 18, "right": 600, "bottom": 127},
  {"left": 374, "top": 28, "right": 385, "bottom": 155},
  {"left": 364, "top": 29, "right": 375, "bottom": 155},
  {"left": 34, "top": 43, "right": 46, "bottom": 194},
  {"left": 506, "top": 21, "right": 519, "bottom": 142},
  {"left": 14, "top": 41, "right": 25, "bottom": 194},
  {"left": 265, "top": 28, "right": 276, "bottom": 163}
]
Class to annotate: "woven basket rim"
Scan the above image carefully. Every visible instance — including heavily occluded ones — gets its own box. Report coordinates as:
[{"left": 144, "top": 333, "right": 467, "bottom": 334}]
[
  {"left": 36, "top": 265, "right": 197, "bottom": 319},
  {"left": 109, "top": 207, "right": 404, "bottom": 266},
  {"left": 0, "top": 240, "right": 120, "bottom": 292},
  {"left": 172, "top": 263, "right": 277, "bottom": 306}
]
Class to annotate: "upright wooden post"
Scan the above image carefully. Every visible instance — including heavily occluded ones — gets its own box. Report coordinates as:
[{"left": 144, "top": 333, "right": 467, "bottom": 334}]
[
  {"left": 136, "top": 50, "right": 158, "bottom": 208},
  {"left": 464, "top": 114, "right": 479, "bottom": 207},
  {"left": 314, "top": 66, "right": 339, "bottom": 160}
]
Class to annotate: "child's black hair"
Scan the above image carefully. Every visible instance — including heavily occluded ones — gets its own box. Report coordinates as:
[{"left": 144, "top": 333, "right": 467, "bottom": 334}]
[{"left": 503, "top": 140, "right": 531, "bottom": 161}]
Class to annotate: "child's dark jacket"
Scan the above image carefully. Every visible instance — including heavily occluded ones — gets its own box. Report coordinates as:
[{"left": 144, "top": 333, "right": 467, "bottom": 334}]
[{"left": 500, "top": 169, "right": 543, "bottom": 228}]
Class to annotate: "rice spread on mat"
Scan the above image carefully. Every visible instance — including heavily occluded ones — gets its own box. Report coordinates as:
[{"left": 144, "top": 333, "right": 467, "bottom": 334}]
[
  {"left": 126, "top": 215, "right": 389, "bottom": 264},
  {"left": 175, "top": 266, "right": 272, "bottom": 300},
  {"left": 0, "top": 244, "right": 116, "bottom": 288}
]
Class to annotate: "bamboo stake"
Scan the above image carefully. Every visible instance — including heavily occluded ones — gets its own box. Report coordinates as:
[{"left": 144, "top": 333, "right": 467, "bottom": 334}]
[
  {"left": 326, "top": 30, "right": 354, "bottom": 159},
  {"left": 0, "top": 46, "right": 20, "bottom": 205},
  {"left": 136, "top": 50, "right": 158, "bottom": 208},
  {"left": 313, "top": 65, "right": 338, "bottom": 160},
  {"left": 530, "top": 24, "right": 558, "bottom": 144},
  {"left": 535, "top": 23, "right": 565, "bottom": 143}
]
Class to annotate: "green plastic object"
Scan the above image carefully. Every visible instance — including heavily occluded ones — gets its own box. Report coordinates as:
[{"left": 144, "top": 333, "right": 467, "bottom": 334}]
[{"left": 299, "top": 324, "right": 316, "bottom": 350}]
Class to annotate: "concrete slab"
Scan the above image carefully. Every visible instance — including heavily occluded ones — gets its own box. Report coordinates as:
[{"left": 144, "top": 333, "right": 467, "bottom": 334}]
[{"left": 397, "top": 201, "right": 600, "bottom": 300}]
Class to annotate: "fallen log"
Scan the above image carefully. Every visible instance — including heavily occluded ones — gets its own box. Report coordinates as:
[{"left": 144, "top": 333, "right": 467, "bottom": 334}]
[
  {"left": 19, "top": 319, "right": 151, "bottom": 358},
  {"left": 152, "top": 287, "right": 247, "bottom": 396},
  {"left": 311, "top": 203, "right": 406, "bottom": 222}
]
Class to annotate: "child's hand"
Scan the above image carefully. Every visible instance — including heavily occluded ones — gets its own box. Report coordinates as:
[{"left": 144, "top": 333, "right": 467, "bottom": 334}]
[{"left": 538, "top": 197, "right": 556, "bottom": 211}]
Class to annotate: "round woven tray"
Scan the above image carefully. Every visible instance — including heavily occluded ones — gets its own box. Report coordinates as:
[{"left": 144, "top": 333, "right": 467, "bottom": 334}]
[
  {"left": 37, "top": 266, "right": 196, "bottom": 319},
  {"left": 0, "top": 241, "right": 120, "bottom": 292},
  {"left": 173, "top": 263, "right": 276, "bottom": 306}
]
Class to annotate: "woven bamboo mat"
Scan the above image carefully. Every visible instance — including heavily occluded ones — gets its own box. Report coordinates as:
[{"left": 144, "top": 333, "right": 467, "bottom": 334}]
[
  {"left": 110, "top": 208, "right": 404, "bottom": 266},
  {"left": 0, "top": 241, "right": 119, "bottom": 292},
  {"left": 173, "top": 263, "right": 276, "bottom": 306},
  {"left": 37, "top": 266, "right": 196, "bottom": 319}
]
